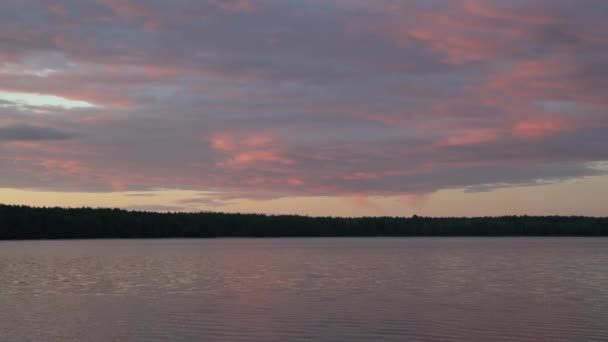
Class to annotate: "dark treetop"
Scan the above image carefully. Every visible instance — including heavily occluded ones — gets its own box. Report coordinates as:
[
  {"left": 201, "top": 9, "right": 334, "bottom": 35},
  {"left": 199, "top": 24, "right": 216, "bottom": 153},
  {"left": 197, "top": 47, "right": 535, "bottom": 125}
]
[{"left": 0, "top": 205, "right": 607, "bottom": 240}]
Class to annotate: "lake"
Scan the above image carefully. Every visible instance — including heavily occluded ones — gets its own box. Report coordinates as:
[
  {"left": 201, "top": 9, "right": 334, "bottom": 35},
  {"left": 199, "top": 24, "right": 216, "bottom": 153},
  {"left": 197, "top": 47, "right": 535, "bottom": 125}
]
[{"left": 1, "top": 238, "right": 607, "bottom": 341}]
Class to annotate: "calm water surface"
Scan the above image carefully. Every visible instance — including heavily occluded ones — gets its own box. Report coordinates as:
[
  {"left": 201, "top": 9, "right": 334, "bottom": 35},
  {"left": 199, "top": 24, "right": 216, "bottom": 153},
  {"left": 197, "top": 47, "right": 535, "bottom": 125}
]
[{"left": 1, "top": 238, "right": 607, "bottom": 341}]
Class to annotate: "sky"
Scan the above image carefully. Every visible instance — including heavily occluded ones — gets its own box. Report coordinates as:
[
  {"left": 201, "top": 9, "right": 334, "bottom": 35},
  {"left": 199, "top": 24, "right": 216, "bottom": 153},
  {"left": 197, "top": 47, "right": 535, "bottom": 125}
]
[{"left": 0, "top": 0, "right": 607, "bottom": 217}]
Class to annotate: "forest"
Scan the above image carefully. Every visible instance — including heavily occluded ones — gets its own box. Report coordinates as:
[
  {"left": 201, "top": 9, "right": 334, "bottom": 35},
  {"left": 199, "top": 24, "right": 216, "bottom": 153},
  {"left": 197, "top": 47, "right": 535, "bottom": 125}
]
[{"left": 0, "top": 204, "right": 607, "bottom": 240}]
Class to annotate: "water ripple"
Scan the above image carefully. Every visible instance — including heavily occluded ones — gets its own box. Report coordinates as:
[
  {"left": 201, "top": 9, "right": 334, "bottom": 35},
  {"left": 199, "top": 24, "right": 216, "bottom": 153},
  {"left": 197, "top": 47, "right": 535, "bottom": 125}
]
[{"left": 1, "top": 238, "right": 607, "bottom": 341}]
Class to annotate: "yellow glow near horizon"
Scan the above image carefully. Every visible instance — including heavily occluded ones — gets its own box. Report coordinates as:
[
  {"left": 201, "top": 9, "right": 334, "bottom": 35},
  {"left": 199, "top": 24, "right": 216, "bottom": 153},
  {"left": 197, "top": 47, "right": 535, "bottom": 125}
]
[{"left": 1, "top": 175, "right": 607, "bottom": 217}]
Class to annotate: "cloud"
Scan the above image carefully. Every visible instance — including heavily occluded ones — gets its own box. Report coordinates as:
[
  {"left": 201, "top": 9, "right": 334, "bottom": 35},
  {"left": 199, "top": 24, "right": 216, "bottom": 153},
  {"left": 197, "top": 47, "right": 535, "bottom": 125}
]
[
  {"left": 124, "top": 204, "right": 189, "bottom": 212},
  {"left": 177, "top": 196, "right": 230, "bottom": 208},
  {"left": 0, "top": 0, "right": 606, "bottom": 205},
  {"left": 513, "top": 117, "right": 572, "bottom": 138},
  {"left": 125, "top": 192, "right": 158, "bottom": 197},
  {"left": 439, "top": 129, "right": 500, "bottom": 146},
  {"left": 0, "top": 124, "right": 74, "bottom": 141}
]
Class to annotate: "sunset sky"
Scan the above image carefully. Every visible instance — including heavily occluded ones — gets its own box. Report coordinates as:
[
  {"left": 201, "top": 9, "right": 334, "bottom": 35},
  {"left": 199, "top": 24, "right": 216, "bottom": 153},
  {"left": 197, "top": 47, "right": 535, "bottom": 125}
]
[{"left": 1, "top": 0, "right": 607, "bottom": 216}]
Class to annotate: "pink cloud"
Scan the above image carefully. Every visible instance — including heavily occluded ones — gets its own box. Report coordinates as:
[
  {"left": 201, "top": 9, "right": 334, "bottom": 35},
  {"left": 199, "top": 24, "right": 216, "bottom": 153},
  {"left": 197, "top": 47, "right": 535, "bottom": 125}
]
[
  {"left": 483, "top": 58, "right": 608, "bottom": 112},
  {"left": 343, "top": 166, "right": 437, "bottom": 181},
  {"left": 109, "top": 179, "right": 127, "bottom": 192},
  {"left": 440, "top": 129, "right": 501, "bottom": 146},
  {"left": 222, "top": 151, "right": 294, "bottom": 167},
  {"left": 513, "top": 117, "right": 572, "bottom": 138},
  {"left": 211, "top": 133, "right": 237, "bottom": 152},
  {"left": 211, "top": 132, "right": 293, "bottom": 168},
  {"left": 287, "top": 178, "right": 303, "bottom": 186},
  {"left": 41, "top": 158, "right": 91, "bottom": 177}
]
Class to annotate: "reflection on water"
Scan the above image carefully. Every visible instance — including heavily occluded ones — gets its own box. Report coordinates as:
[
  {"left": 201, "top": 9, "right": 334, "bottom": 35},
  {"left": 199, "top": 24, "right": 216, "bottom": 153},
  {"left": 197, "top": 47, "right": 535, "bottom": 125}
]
[{"left": 1, "top": 238, "right": 607, "bottom": 341}]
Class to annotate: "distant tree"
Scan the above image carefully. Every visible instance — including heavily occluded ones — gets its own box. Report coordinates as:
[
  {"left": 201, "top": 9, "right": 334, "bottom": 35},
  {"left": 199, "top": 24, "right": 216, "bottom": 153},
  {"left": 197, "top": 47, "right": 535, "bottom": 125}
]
[{"left": 0, "top": 204, "right": 606, "bottom": 240}]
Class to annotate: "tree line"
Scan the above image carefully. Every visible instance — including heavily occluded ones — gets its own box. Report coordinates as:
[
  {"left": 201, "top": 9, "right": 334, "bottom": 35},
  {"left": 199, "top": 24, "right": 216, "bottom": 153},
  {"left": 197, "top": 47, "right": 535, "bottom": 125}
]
[{"left": 0, "top": 204, "right": 606, "bottom": 240}]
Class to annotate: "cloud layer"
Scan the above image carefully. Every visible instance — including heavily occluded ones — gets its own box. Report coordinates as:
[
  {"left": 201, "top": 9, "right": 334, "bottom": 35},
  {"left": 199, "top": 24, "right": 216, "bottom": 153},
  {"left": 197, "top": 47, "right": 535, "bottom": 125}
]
[{"left": 1, "top": 0, "right": 607, "bottom": 206}]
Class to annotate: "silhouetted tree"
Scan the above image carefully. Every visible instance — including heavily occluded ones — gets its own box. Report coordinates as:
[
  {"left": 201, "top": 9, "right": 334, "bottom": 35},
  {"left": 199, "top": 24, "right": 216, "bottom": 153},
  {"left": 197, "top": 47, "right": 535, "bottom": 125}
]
[{"left": 0, "top": 204, "right": 606, "bottom": 240}]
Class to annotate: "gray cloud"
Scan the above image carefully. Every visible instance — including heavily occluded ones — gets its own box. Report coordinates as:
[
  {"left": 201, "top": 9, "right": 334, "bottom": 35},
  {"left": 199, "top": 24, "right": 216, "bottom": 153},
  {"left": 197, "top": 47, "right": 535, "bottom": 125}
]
[
  {"left": 124, "top": 205, "right": 189, "bottom": 213},
  {"left": 0, "top": 124, "right": 74, "bottom": 141}
]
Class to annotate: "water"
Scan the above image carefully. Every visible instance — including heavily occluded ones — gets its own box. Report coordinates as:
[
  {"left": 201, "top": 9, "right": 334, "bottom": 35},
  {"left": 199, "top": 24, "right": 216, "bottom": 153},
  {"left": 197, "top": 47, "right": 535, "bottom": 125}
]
[{"left": 1, "top": 238, "right": 607, "bottom": 342}]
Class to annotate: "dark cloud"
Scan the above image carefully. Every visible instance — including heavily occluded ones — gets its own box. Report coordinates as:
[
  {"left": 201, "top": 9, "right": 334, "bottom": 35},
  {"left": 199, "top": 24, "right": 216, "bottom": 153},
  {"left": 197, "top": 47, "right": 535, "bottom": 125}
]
[
  {"left": 125, "top": 192, "right": 158, "bottom": 197},
  {"left": 0, "top": 124, "right": 74, "bottom": 141}
]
